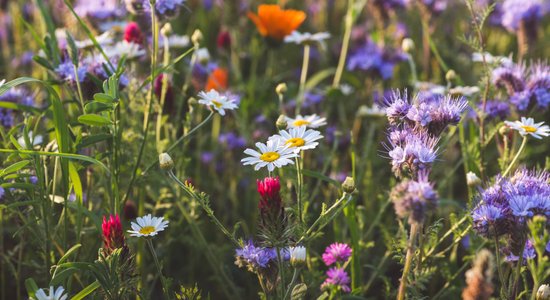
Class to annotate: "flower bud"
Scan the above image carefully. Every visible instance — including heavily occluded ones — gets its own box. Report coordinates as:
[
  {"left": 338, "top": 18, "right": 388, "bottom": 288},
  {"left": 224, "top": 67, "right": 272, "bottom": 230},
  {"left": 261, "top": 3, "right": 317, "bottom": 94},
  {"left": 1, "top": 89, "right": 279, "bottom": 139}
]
[
  {"left": 276, "top": 115, "right": 288, "bottom": 130},
  {"left": 188, "top": 97, "right": 198, "bottom": 107},
  {"left": 191, "top": 29, "right": 203, "bottom": 45},
  {"left": 196, "top": 48, "right": 210, "bottom": 64},
  {"left": 401, "top": 38, "right": 414, "bottom": 53},
  {"left": 446, "top": 70, "right": 457, "bottom": 82},
  {"left": 160, "top": 23, "right": 172, "bottom": 36},
  {"left": 499, "top": 125, "right": 510, "bottom": 135},
  {"left": 276, "top": 83, "right": 287, "bottom": 95},
  {"left": 342, "top": 177, "right": 356, "bottom": 193},
  {"left": 537, "top": 284, "right": 550, "bottom": 300},
  {"left": 466, "top": 172, "right": 481, "bottom": 187},
  {"left": 216, "top": 30, "right": 231, "bottom": 50},
  {"left": 159, "top": 153, "right": 174, "bottom": 170},
  {"left": 289, "top": 246, "right": 307, "bottom": 267},
  {"left": 124, "top": 22, "right": 144, "bottom": 45}
]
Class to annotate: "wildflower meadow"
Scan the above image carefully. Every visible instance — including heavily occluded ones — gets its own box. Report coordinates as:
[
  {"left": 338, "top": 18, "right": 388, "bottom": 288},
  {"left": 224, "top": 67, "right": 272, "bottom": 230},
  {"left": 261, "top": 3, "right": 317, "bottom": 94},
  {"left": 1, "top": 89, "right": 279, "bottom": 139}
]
[{"left": 1, "top": 0, "right": 550, "bottom": 299}]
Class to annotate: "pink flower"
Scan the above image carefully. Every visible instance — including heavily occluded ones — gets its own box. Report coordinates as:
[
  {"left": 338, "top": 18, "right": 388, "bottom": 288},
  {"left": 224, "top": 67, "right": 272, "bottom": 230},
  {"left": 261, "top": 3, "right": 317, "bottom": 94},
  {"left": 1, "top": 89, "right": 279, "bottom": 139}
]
[
  {"left": 102, "top": 214, "right": 125, "bottom": 253},
  {"left": 321, "top": 267, "right": 351, "bottom": 293},
  {"left": 322, "top": 243, "right": 352, "bottom": 266}
]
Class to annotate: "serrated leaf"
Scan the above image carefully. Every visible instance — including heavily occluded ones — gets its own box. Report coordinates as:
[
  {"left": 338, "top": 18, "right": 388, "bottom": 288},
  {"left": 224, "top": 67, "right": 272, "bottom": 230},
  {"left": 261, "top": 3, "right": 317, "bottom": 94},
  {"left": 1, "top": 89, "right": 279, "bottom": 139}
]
[{"left": 78, "top": 114, "right": 111, "bottom": 126}]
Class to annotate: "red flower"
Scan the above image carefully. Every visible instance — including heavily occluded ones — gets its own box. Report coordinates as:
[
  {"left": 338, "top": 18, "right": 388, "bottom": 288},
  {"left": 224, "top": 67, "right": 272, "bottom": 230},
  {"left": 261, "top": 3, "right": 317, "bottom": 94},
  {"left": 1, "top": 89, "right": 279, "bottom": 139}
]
[
  {"left": 216, "top": 30, "right": 231, "bottom": 50},
  {"left": 102, "top": 214, "right": 125, "bottom": 253},
  {"left": 124, "top": 22, "right": 144, "bottom": 45},
  {"left": 257, "top": 176, "right": 282, "bottom": 215}
]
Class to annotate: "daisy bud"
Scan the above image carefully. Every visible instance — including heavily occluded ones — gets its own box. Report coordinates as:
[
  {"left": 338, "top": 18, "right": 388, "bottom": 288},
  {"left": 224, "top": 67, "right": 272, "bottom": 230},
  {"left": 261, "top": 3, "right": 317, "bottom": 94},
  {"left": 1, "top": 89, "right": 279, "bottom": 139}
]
[
  {"left": 192, "top": 29, "right": 203, "bottom": 45},
  {"left": 188, "top": 97, "right": 198, "bottom": 108},
  {"left": 124, "top": 22, "right": 144, "bottom": 45},
  {"left": 159, "top": 153, "right": 174, "bottom": 170},
  {"left": 276, "top": 115, "right": 288, "bottom": 130},
  {"left": 537, "top": 284, "right": 550, "bottom": 300},
  {"left": 196, "top": 48, "right": 210, "bottom": 64},
  {"left": 401, "top": 38, "right": 415, "bottom": 53},
  {"left": 342, "top": 177, "right": 356, "bottom": 193},
  {"left": 161, "top": 23, "right": 172, "bottom": 36},
  {"left": 102, "top": 214, "right": 125, "bottom": 254},
  {"left": 446, "top": 70, "right": 457, "bottom": 82},
  {"left": 466, "top": 172, "right": 481, "bottom": 187},
  {"left": 289, "top": 246, "right": 307, "bottom": 267},
  {"left": 276, "top": 83, "right": 287, "bottom": 95},
  {"left": 499, "top": 125, "right": 510, "bottom": 135}
]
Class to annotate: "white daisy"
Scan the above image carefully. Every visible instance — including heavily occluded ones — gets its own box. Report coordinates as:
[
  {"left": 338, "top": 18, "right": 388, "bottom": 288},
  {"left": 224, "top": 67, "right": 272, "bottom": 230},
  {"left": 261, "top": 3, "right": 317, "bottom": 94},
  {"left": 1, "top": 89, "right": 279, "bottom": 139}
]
[
  {"left": 127, "top": 214, "right": 169, "bottom": 237},
  {"left": 196, "top": 48, "right": 210, "bottom": 63},
  {"left": 104, "top": 41, "right": 145, "bottom": 59},
  {"left": 269, "top": 126, "right": 323, "bottom": 153},
  {"left": 197, "top": 89, "right": 238, "bottom": 116},
  {"left": 289, "top": 246, "right": 306, "bottom": 264},
  {"left": 0, "top": 79, "right": 5, "bottom": 89},
  {"left": 241, "top": 139, "right": 298, "bottom": 172},
  {"left": 284, "top": 31, "right": 331, "bottom": 45},
  {"left": 17, "top": 131, "right": 44, "bottom": 149},
  {"left": 286, "top": 114, "right": 327, "bottom": 129},
  {"left": 504, "top": 117, "right": 550, "bottom": 139},
  {"left": 34, "top": 286, "right": 68, "bottom": 300}
]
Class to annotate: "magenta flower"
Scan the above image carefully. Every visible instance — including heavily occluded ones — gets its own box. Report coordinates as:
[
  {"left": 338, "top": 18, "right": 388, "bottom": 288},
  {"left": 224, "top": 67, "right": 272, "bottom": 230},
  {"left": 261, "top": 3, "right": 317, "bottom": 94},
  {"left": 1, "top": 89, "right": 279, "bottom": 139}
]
[
  {"left": 321, "top": 267, "right": 351, "bottom": 293},
  {"left": 322, "top": 243, "right": 352, "bottom": 266}
]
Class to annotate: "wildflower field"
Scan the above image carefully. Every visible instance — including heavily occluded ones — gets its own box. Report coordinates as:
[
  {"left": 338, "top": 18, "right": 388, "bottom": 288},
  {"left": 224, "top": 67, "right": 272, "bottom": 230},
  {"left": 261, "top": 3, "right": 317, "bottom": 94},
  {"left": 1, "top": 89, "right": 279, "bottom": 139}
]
[{"left": 1, "top": 0, "right": 550, "bottom": 299}]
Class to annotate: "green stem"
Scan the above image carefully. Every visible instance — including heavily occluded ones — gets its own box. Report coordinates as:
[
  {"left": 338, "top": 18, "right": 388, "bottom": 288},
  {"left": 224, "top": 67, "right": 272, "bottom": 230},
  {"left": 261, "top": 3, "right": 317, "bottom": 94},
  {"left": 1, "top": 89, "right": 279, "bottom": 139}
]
[
  {"left": 511, "top": 239, "right": 526, "bottom": 299},
  {"left": 332, "top": 0, "right": 353, "bottom": 88},
  {"left": 493, "top": 228, "right": 505, "bottom": 291},
  {"left": 295, "top": 156, "right": 304, "bottom": 224},
  {"left": 397, "top": 222, "right": 419, "bottom": 300},
  {"left": 276, "top": 246, "right": 286, "bottom": 298},
  {"left": 502, "top": 136, "right": 528, "bottom": 177},
  {"left": 295, "top": 44, "right": 310, "bottom": 115},
  {"left": 298, "top": 192, "right": 351, "bottom": 244},
  {"left": 146, "top": 239, "right": 171, "bottom": 299},
  {"left": 283, "top": 268, "right": 299, "bottom": 300},
  {"left": 406, "top": 53, "right": 418, "bottom": 87},
  {"left": 167, "top": 170, "right": 239, "bottom": 246}
]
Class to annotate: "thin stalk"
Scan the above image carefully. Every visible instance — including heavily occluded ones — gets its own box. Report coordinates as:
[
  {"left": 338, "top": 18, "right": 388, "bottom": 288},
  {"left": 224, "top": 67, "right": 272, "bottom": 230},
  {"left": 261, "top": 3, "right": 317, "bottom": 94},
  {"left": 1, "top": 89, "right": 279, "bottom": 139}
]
[
  {"left": 283, "top": 268, "right": 299, "bottom": 300},
  {"left": 155, "top": 31, "right": 172, "bottom": 152},
  {"left": 493, "top": 228, "right": 505, "bottom": 290},
  {"left": 332, "top": 0, "right": 353, "bottom": 87},
  {"left": 123, "top": 1, "right": 159, "bottom": 205},
  {"left": 295, "top": 156, "right": 304, "bottom": 224},
  {"left": 295, "top": 44, "right": 310, "bottom": 115},
  {"left": 276, "top": 247, "right": 286, "bottom": 298},
  {"left": 511, "top": 240, "right": 526, "bottom": 299},
  {"left": 73, "top": 65, "right": 85, "bottom": 111},
  {"left": 397, "top": 222, "right": 419, "bottom": 300},
  {"left": 297, "top": 193, "right": 351, "bottom": 244},
  {"left": 502, "top": 136, "right": 527, "bottom": 177},
  {"left": 407, "top": 54, "right": 418, "bottom": 87},
  {"left": 146, "top": 239, "right": 171, "bottom": 299}
]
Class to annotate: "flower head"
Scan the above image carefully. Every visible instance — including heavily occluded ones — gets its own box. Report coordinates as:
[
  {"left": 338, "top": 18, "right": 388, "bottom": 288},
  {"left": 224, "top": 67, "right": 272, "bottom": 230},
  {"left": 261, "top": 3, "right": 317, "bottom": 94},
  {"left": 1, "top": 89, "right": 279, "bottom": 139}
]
[
  {"left": 284, "top": 31, "right": 330, "bottom": 45},
  {"left": 257, "top": 176, "right": 283, "bottom": 216},
  {"left": 235, "top": 240, "right": 277, "bottom": 270},
  {"left": 241, "top": 139, "right": 298, "bottom": 172},
  {"left": 286, "top": 114, "right": 327, "bottom": 129},
  {"left": 33, "top": 286, "right": 68, "bottom": 300},
  {"left": 321, "top": 267, "right": 351, "bottom": 293},
  {"left": 127, "top": 214, "right": 169, "bottom": 237},
  {"left": 102, "top": 214, "right": 125, "bottom": 253},
  {"left": 124, "top": 22, "right": 144, "bottom": 44},
  {"left": 205, "top": 67, "right": 228, "bottom": 92},
  {"left": 197, "top": 89, "right": 238, "bottom": 116},
  {"left": 504, "top": 117, "right": 550, "bottom": 139},
  {"left": 322, "top": 243, "right": 352, "bottom": 266},
  {"left": 390, "top": 173, "right": 439, "bottom": 224},
  {"left": 269, "top": 126, "right": 323, "bottom": 153},
  {"left": 55, "top": 60, "right": 87, "bottom": 84},
  {"left": 289, "top": 246, "right": 306, "bottom": 266},
  {"left": 247, "top": 5, "right": 306, "bottom": 41}
]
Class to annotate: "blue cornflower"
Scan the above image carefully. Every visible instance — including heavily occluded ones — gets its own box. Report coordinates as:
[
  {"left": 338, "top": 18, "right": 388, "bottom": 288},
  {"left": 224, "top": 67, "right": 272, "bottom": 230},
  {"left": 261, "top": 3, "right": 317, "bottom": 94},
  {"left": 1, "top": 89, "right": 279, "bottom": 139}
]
[
  {"left": 55, "top": 60, "right": 87, "bottom": 84},
  {"left": 235, "top": 240, "right": 277, "bottom": 269}
]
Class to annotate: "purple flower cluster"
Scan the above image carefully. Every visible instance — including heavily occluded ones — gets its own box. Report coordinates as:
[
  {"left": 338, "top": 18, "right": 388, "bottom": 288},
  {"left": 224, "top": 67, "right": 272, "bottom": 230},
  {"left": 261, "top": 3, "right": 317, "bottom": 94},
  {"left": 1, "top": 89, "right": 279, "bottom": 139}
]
[
  {"left": 219, "top": 132, "right": 246, "bottom": 150},
  {"left": 0, "top": 87, "right": 35, "bottom": 128},
  {"left": 390, "top": 172, "right": 438, "bottom": 224},
  {"left": 492, "top": 61, "right": 550, "bottom": 111},
  {"left": 124, "top": 0, "right": 185, "bottom": 19},
  {"left": 500, "top": 0, "right": 550, "bottom": 32},
  {"left": 55, "top": 60, "right": 88, "bottom": 84},
  {"left": 405, "top": 0, "right": 450, "bottom": 14},
  {"left": 320, "top": 243, "right": 352, "bottom": 293},
  {"left": 235, "top": 240, "right": 277, "bottom": 271},
  {"left": 471, "top": 168, "right": 550, "bottom": 259},
  {"left": 74, "top": 0, "right": 125, "bottom": 21},
  {"left": 383, "top": 90, "right": 467, "bottom": 177},
  {"left": 347, "top": 40, "right": 406, "bottom": 80}
]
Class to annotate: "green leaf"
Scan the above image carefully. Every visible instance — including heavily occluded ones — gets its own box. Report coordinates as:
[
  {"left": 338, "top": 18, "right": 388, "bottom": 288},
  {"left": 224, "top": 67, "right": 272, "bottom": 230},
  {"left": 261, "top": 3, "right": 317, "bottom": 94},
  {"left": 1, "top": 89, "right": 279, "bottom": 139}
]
[
  {"left": 78, "top": 114, "right": 112, "bottom": 126},
  {"left": 50, "top": 267, "right": 78, "bottom": 286},
  {"left": 93, "top": 93, "right": 116, "bottom": 103},
  {"left": 1, "top": 160, "right": 30, "bottom": 177},
  {"left": 84, "top": 101, "right": 113, "bottom": 113},
  {"left": 24, "top": 278, "right": 39, "bottom": 297},
  {"left": 291, "top": 283, "right": 307, "bottom": 300},
  {"left": 71, "top": 280, "right": 101, "bottom": 300},
  {"left": 68, "top": 162, "right": 83, "bottom": 203},
  {"left": 0, "top": 149, "right": 109, "bottom": 174},
  {"left": 77, "top": 133, "right": 112, "bottom": 149}
]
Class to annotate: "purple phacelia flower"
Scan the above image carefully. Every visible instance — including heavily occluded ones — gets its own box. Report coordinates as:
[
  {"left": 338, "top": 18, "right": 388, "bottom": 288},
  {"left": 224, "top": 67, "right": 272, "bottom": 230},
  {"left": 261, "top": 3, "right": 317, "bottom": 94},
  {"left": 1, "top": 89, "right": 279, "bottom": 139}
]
[
  {"left": 383, "top": 90, "right": 411, "bottom": 124},
  {"left": 74, "top": 0, "right": 125, "bottom": 20},
  {"left": 472, "top": 204, "right": 505, "bottom": 236},
  {"left": 322, "top": 243, "right": 352, "bottom": 266},
  {"left": 481, "top": 100, "right": 510, "bottom": 121},
  {"left": 387, "top": 131, "right": 439, "bottom": 177},
  {"left": 500, "top": 0, "right": 549, "bottom": 32},
  {"left": 347, "top": 40, "right": 405, "bottom": 80},
  {"left": 321, "top": 267, "right": 351, "bottom": 293},
  {"left": 390, "top": 172, "right": 438, "bottom": 224},
  {"left": 505, "top": 239, "right": 537, "bottom": 262},
  {"left": 492, "top": 63, "right": 526, "bottom": 94},
  {"left": 406, "top": 102, "right": 432, "bottom": 127},
  {"left": 155, "top": 0, "right": 185, "bottom": 19}
]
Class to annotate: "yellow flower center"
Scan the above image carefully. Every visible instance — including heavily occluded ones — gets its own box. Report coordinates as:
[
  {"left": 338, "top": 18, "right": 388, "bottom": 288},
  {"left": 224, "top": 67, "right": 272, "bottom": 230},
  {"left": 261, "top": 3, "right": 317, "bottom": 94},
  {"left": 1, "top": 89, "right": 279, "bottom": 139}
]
[
  {"left": 521, "top": 125, "right": 537, "bottom": 133},
  {"left": 139, "top": 226, "right": 156, "bottom": 235},
  {"left": 211, "top": 100, "right": 223, "bottom": 108},
  {"left": 285, "top": 137, "right": 305, "bottom": 147},
  {"left": 260, "top": 151, "right": 280, "bottom": 162},
  {"left": 293, "top": 119, "right": 310, "bottom": 126}
]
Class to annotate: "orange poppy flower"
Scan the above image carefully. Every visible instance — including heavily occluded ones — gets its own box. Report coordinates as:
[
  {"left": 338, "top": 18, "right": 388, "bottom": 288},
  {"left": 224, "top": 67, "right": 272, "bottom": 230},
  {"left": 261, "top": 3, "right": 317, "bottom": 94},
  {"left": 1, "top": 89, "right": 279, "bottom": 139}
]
[
  {"left": 205, "top": 67, "right": 228, "bottom": 92},
  {"left": 247, "top": 5, "right": 306, "bottom": 41}
]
